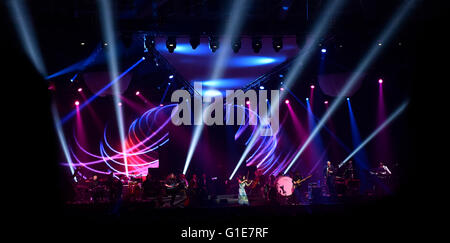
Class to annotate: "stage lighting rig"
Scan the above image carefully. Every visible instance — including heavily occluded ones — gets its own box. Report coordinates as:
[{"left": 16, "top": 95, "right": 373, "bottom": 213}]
[
  {"left": 252, "top": 37, "right": 262, "bottom": 53},
  {"left": 166, "top": 36, "right": 177, "bottom": 53},
  {"left": 273, "top": 37, "right": 283, "bottom": 52},
  {"left": 189, "top": 35, "right": 200, "bottom": 49},
  {"left": 232, "top": 38, "right": 241, "bottom": 53},
  {"left": 209, "top": 36, "right": 220, "bottom": 52}
]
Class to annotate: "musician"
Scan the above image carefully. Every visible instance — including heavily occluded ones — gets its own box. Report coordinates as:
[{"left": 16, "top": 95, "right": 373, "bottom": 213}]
[
  {"left": 267, "top": 175, "right": 278, "bottom": 205},
  {"left": 344, "top": 160, "right": 359, "bottom": 195},
  {"left": 178, "top": 174, "right": 189, "bottom": 206},
  {"left": 292, "top": 172, "right": 304, "bottom": 204},
  {"left": 142, "top": 173, "right": 156, "bottom": 199},
  {"left": 164, "top": 173, "right": 179, "bottom": 207},
  {"left": 265, "top": 175, "right": 276, "bottom": 201},
  {"left": 106, "top": 172, "right": 115, "bottom": 201},
  {"left": 344, "top": 160, "right": 357, "bottom": 179},
  {"left": 199, "top": 173, "right": 209, "bottom": 201},
  {"left": 324, "top": 161, "right": 336, "bottom": 197},
  {"left": 188, "top": 174, "right": 200, "bottom": 206},
  {"left": 90, "top": 175, "right": 102, "bottom": 203},
  {"left": 111, "top": 174, "right": 123, "bottom": 202},
  {"left": 374, "top": 162, "right": 392, "bottom": 178},
  {"left": 237, "top": 175, "right": 252, "bottom": 206},
  {"left": 372, "top": 162, "right": 392, "bottom": 196}
]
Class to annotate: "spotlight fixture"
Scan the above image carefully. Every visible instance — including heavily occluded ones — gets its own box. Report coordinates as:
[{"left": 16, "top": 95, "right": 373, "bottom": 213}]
[
  {"left": 75, "top": 101, "right": 80, "bottom": 106},
  {"left": 310, "top": 85, "right": 315, "bottom": 89},
  {"left": 232, "top": 38, "right": 241, "bottom": 53},
  {"left": 272, "top": 37, "right": 283, "bottom": 52},
  {"left": 166, "top": 36, "right": 177, "bottom": 53},
  {"left": 136, "top": 91, "right": 140, "bottom": 95},
  {"left": 145, "top": 35, "right": 156, "bottom": 50},
  {"left": 324, "top": 101, "right": 328, "bottom": 104},
  {"left": 259, "top": 85, "right": 264, "bottom": 90},
  {"left": 77, "top": 88, "right": 83, "bottom": 92},
  {"left": 209, "top": 36, "right": 219, "bottom": 52},
  {"left": 189, "top": 35, "right": 200, "bottom": 49},
  {"left": 285, "top": 99, "right": 290, "bottom": 104},
  {"left": 252, "top": 37, "right": 262, "bottom": 53},
  {"left": 378, "top": 78, "right": 383, "bottom": 84},
  {"left": 169, "top": 75, "right": 174, "bottom": 79},
  {"left": 321, "top": 48, "right": 327, "bottom": 53}
]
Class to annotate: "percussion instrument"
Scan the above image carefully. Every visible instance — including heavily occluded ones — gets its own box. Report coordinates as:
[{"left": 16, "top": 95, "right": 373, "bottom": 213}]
[{"left": 275, "top": 176, "right": 294, "bottom": 196}]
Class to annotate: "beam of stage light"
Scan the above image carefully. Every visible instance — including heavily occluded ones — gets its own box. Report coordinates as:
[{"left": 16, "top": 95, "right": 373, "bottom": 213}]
[
  {"left": 159, "top": 82, "right": 171, "bottom": 105},
  {"left": 210, "top": 0, "right": 252, "bottom": 80},
  {"left": 285, "top": 86, "right": 351, "bottom": 152},
  {"left": 347, "top": 99, "right": 369, "bottom": 170},
  {"left": 376, "top": 78, "right": 391, "bottom": 160},
  {"left": 7, "top": 0, "right": 47, "bottom": 76},
  {"left": 51, "top": 102, "right": 76, "bottom": 181},
  {"left": 183, "top": 0, "right": 251, "bottom": 175},
  {"left": 339, "top": 100, "right": 409, "bottom": 168},
  {"left": 283, "top": 0, "right": 417, "bottom": 174},
  {"left": 98, "top": 0, "right": 129, "bottom": 176},
  {"left": 61, "top": 57, "right": 144, "bottom": 124},
  {"left": 45, "top": 46, "right": 101, "bottom": 80},
  {"left": 229, "top": 0, "right": 346, "bottom": 180}
]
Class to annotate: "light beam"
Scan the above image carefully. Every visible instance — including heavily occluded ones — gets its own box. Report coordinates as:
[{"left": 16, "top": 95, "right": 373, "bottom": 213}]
[
  {"left": 283, "top": 0, "right": 417, "bottom": 174},
  {"left": 230, "top": 0, "right": 346, "bottom": 179},
  {"left": 98, "top": 0, "right": 129, "bottom": 176},
  {"left": 339, "top": 100, "right": 409, "bottom": 168}
]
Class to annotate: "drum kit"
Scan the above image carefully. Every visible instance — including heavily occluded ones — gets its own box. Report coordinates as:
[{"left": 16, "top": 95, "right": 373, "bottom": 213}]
[{"left": 275, "top": 176, "right": 295, "bottom": 197}]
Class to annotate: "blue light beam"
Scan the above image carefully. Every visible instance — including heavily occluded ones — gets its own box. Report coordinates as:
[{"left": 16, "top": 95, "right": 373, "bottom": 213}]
[
  {"left": 339, "top": 100, "right": 409, "bottom": 168},
  {"left": 61, "top": 57, "right": 144, "bottom": 124},
  {"left": 283, "top": 0, "right": 417, "bottom": 174},
  {"left": 230, "top": 0, "right": 346, "bottom": 180}
]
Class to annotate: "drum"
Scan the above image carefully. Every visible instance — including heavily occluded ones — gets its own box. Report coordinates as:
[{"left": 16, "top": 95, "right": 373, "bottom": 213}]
[{"left": 275, "top": 176, "right": 294, "bottom": 196}]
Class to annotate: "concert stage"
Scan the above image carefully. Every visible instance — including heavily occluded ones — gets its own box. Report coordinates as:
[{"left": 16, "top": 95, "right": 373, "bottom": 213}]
[{"left": 3, "top": 0, "right": 428, "bottom": 238}]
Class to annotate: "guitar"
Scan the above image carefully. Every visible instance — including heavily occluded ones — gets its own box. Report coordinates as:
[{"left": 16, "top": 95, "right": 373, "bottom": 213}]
[{"left": 293, "top": 175, "right": 312, "bottom": 187}]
